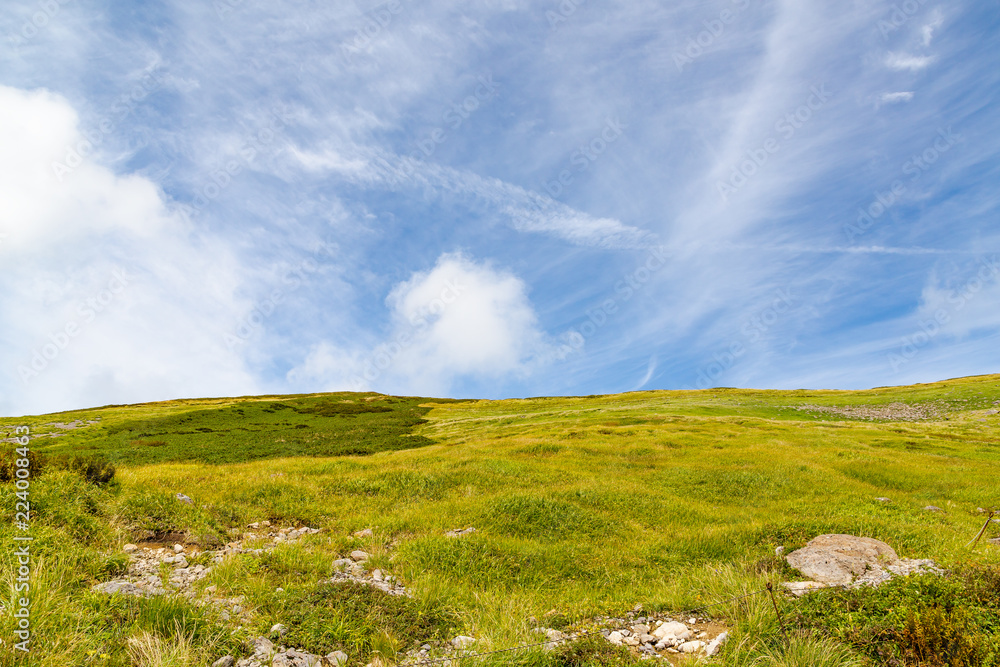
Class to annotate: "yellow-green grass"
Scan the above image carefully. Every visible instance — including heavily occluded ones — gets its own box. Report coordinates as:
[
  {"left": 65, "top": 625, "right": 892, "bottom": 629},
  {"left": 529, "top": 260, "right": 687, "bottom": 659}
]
[{"left": 1, "top": 374, "right": 998, "bottom": 666}]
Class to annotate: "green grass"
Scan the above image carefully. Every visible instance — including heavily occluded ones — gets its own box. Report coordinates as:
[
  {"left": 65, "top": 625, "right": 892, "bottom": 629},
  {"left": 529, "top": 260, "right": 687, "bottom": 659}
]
[{"left": 1, "top": 374, "right": 999, "bottom": 665}]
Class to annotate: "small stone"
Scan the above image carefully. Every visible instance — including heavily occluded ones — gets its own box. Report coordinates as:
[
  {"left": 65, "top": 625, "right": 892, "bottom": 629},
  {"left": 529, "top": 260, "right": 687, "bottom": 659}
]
[
  {"left": 176, "top": 493, "right": 193, "bottom": 505},
  {"left": 653, "top": 621, "right": 689, "bottom": 640},
  {"left": 546, "top": 629, "right": 565, "bottom": 642},
  {"left": 775, "top": 545, "right": 785, "bottom": 556},
  {"left": 679, "top": 640, "right": 704, "bottom": 653},
  {"left": 688, "top": 617, "right": 696, "bottom": 625},
  {"left": 372, "top": 569, "right": 383, "bottom": 582},
  {"left": 924, "top": 505, "right": 944, "bottom": 512},
  {"left": 452, "top": 636, "right": 475, "bottom": 649},
  {"left": 875, "top": 497, "right": 891, "bottom": 503},
  {"left": 124, "top": 543, "right": 138, "bottom": 553},
  {"left": 212, "top": 657, "right": 235, "bottom": 667},
  {"left": 324, "top": 650, "right": 348, "bottom": 666},
  {"left": 705, "top": 632, "right": 729, "bottom": 657},
  {"left": 353, "top": 528, "right": 373, "bottom": 538},
  {"left": 350, "top": 550, "right": 370, "bottom": 562},
  {"left": 607, "top": 631, "right": 623, "bottom": 645},
  {"left": 270, "top": 623, "right": 287, "bottom": 637},
  {"left": 173, "top": 544, "right": 184, "bottom": 553},
  {"left": 630, "top": 624, "right": 649, "bottom": 635}
]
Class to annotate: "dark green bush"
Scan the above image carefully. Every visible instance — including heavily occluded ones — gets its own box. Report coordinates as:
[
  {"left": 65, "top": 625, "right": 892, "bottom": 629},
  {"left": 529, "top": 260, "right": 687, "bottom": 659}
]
[{"left": 48, "top": 453, "right": 117, "bottom": 486}]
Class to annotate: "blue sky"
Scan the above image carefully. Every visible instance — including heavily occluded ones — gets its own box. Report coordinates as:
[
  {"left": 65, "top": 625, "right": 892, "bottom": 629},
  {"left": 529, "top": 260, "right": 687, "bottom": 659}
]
[{"left": 1, "top": 0, "right": 998, "bottom": 416}]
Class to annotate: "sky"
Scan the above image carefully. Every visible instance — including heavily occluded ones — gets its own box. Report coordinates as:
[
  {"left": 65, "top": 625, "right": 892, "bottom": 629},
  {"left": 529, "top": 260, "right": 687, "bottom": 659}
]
[{"left": 1, "top": 0, "right": 998, "bottom": 417}]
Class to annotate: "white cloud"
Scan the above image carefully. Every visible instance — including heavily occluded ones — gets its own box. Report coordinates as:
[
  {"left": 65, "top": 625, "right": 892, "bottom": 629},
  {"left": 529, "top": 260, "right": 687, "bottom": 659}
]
[
  {"left": 885, "top": 52, "right": 936, "bottom": 71},
  {"left": 878, "top": 91, "right": 914, "bottom": 106},
  {"left": 0, "top": 85, "right": 256, "bottom": 416},
  {"left": 287, "top": 252, "right": 551, "bottom": 395},
  {"left": 922, "top": 9, "right": 944, "bottom": 47},
  {"left": 290, "top": 146, "right": 650, "bottom": 249}
]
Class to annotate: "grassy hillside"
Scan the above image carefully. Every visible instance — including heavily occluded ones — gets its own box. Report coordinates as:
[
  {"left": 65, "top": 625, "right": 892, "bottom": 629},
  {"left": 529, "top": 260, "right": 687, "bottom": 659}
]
[{"left": 1, "top": 375, "right": 999, "bottom": 666}]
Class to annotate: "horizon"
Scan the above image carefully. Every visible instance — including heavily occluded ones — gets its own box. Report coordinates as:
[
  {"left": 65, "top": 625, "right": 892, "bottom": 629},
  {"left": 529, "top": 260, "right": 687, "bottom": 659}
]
[
  {"left": 2, "top": 1, "right": 999, "bottom": 417},
  {"left": 9, "top": 371, "right": 999, "bottom": 420}
]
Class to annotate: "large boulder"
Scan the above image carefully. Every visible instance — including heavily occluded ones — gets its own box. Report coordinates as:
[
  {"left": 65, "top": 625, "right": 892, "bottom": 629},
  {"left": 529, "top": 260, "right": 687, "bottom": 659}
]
[{"left": 785, "top": 534, "right": 899, "bottom": 584}]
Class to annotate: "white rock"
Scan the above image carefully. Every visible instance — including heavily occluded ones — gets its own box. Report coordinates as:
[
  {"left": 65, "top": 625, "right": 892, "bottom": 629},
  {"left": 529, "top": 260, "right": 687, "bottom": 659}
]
[
  {"left": 124, "top": 544, "right": 138, "bottom": 553},
  {"left": 705, "top": 632, "right": 728, "bottom": 657},
  {"left": 212, "top": 657, "right": 235, "bottom": 667},
  {"left": 452, "top": 636, "right": 475, "bottom": 649},
  {"left": 652, "top": 621, "right": 689, "bottom": 640},
  {"left": 270, "top": 623, "right": 287, "bottom": 637},
  {"left": 354, "top": 528, "right": 373, "bottom": 538},
  {"left": 679, "top": 640, "right": 704, "bottom": 653},
  {"left": 350, "top": 550, "right": 370, "bottom": 562},
  {"left": 173, "top": 544, "right": 185, "bottom": 553},
  {"left": 324, "top": 650, "right": 348, "bottom": 666},
  {"left": 545, "top": 629, "right": 565, "bottom": 642},
  {"left": 607, "top": 631, "right": 624, "bottom": 645}
]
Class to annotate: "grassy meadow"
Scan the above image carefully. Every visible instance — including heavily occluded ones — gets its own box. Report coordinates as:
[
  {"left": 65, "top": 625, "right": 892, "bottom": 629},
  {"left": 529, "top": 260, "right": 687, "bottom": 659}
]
[{"left": 1, "top": 375, "right": 999, "bottom": 666}]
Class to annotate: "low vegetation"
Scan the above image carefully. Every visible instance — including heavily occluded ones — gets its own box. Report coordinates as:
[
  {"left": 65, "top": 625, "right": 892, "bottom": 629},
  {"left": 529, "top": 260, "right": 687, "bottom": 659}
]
[{"left": 0, "top": 375, "right": 998, "bottom": 666}]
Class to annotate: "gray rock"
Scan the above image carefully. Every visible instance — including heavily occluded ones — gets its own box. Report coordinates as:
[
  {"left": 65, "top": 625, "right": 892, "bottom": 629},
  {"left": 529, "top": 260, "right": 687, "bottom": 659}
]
[
  {"left": 679, "top": 640, "right": 704, "bottom": 653},
  {"left": 652, "top": 621, "right": 688, "bottom": 640},
  {"left": 785, "top": 534, "right": 899, "bottom": 585},
  {"left": 452, "top": 635, "right": 476, "bottom": 649},
  {"left": 323, "top": 650, "right": 348, "bottom": 666},
  {"left": 176, "top": 493, "right": 193, "bottom": 504},
  {"left": 349, "top": 550, "right": 369, "bottom": 562},
  {"left": 705, "top": 632, "right": 728, "bottom": 657},
  {"left": 353, "top": 528, "right": 373, "bottom": 538},
  {"left": 924, "top": 505, "right": 944, "bottom": 512},
  {"left": 270, "top": 623, "right": 288, "bottom": 637},
  {"left": 212, "top": 657, "right": 235, "bottom": 667}
]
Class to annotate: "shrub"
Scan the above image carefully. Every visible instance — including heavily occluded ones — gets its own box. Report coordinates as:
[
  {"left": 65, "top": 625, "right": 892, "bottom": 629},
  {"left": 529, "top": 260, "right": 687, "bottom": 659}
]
[
  {"left": 48, "top": 453, "right": 117, "bottom": 486},
  {"left": 0, "top": 446, "right": 46, "bottom": 481}
]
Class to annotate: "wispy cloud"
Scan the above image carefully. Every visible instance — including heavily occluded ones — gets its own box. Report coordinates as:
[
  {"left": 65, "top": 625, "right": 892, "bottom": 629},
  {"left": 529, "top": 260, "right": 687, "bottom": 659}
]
[{"left": 885, "top": 52, "right": 936, "bottom": 71}]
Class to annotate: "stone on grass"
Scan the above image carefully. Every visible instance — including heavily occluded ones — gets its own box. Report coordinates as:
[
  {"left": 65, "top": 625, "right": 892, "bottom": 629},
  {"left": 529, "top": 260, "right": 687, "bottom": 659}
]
[
  {"left": 705, "top": 632, "right": 728, "bottom": 657},
  {"left": 176, "top": 493, "right": 193, "bottom": 505},
  {"left": 679, "top": 640, "right": 704, "bottom": 653},
  {"left": 270, "top": 623, "right": 288, "bottom": 637},
  {"left": 211, "top": 657, "right": 234, "bottom": 667},
  {"left": 349, "top": 550, "right": 369, "bottom": 562},
  {"left": 652, "top": 621, "right": 689, "bottom": 640},
  {"left": 924, "top": 505, "right": 944, "bottom": 512},
  {"left": 452, "top": 635, "right": 476, "bottom": 649},
  {"left": 785, "top": 534, "right": 899, "bottom": 584},
  {"left": 324, "top": 651, "right": 348, "bottom": 666}
]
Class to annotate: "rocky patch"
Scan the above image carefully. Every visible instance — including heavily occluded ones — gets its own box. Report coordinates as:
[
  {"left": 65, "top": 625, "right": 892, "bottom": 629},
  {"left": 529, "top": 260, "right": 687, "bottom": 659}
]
[{"left": 783, "top": 534, "right": 943, "bottom": 595}]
